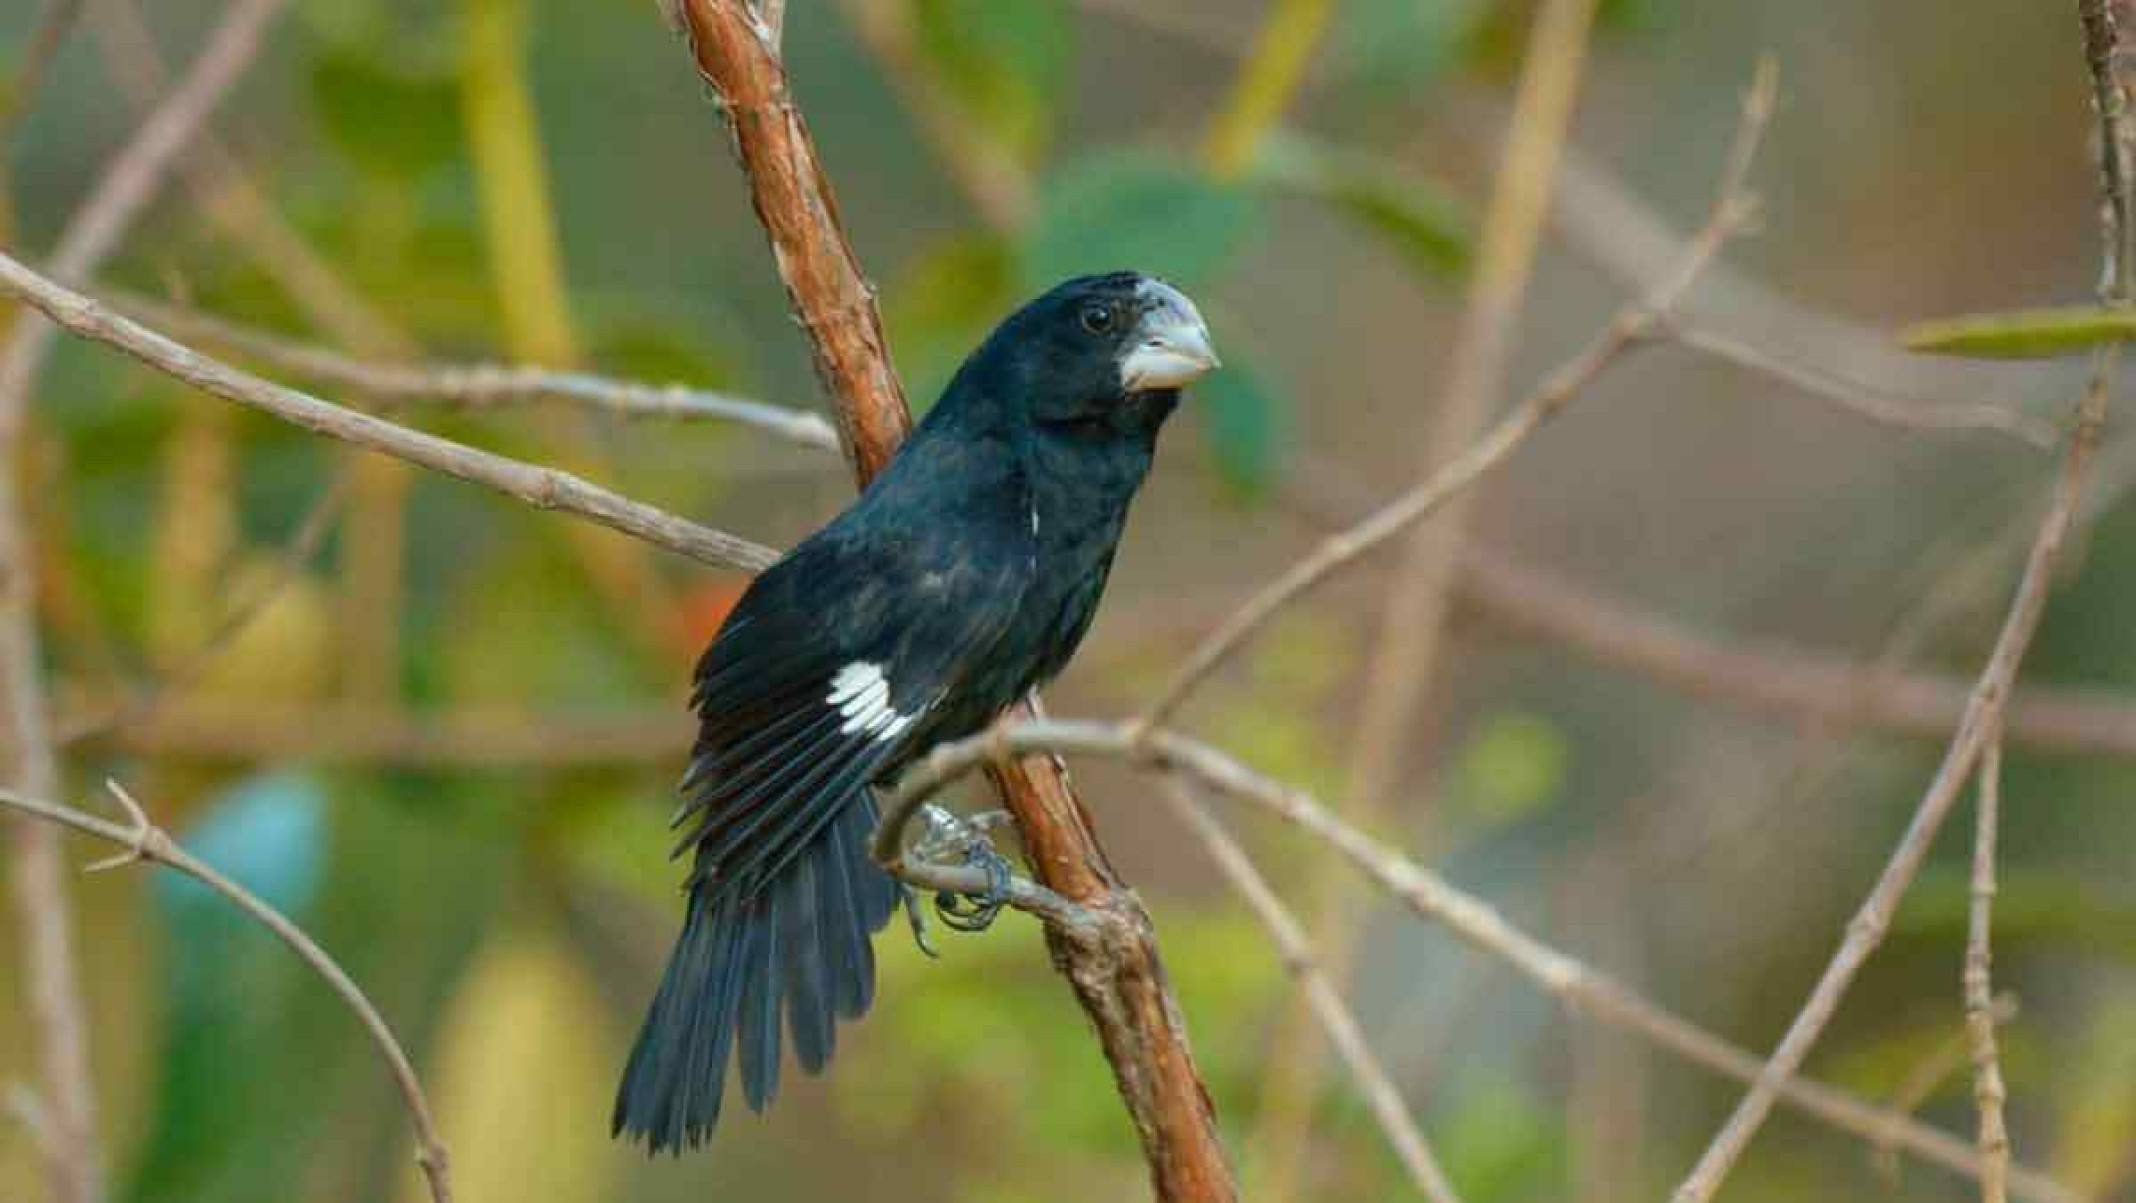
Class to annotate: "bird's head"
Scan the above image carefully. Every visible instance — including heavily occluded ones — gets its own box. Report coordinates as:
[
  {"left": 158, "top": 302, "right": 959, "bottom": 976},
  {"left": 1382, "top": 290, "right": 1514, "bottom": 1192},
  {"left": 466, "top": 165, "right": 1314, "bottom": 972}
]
[{"left": 965, "top": 272, "right": 1220, "bottom": 432}]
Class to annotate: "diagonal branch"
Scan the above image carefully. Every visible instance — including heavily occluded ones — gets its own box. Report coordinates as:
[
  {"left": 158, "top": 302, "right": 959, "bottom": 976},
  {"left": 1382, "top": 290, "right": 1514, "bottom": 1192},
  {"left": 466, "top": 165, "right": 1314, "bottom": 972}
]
[
  {"left": 0, "top": 250, "right": 779, "bottom": 575},
  {"left": 1667, "top": 9, "right": 2127, "bottom": 1197},
  {"left": 1137, "top": 63, "right": 1770, "bottom": 732},
  {"left": 0, "top": 782, "right": 452, "bottom": 1203},
  {"left": 881, "top": 718, "right": 2087, "bottom": 1203},
  {"left": 1158, "top": 777, "right": 1462, "bottom": 1203},
  {"left": 667, "top": 3, "right": 1237, "bottom": 1198}
]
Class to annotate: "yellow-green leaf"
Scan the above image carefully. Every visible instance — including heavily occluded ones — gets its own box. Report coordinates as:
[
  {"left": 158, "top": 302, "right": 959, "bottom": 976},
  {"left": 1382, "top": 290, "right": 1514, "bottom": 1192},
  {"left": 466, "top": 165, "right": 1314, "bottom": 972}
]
[{"left": 1902, "top": 305, "right": 2136, "bottom": 358}]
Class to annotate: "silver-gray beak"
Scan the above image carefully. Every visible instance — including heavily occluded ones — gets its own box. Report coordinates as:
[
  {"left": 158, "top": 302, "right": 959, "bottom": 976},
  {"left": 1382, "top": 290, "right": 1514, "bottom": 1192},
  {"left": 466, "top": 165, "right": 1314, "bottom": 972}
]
[{"left": 1120, "top": 279, "right": 1220, "bottom": 391}]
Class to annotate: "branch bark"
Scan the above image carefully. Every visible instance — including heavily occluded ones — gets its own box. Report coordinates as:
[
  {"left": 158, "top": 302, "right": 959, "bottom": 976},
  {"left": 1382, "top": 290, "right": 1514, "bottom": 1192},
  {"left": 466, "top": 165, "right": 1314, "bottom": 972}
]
[{"left": 667, "top": 3, "right": 1235, "bottom": 1197}]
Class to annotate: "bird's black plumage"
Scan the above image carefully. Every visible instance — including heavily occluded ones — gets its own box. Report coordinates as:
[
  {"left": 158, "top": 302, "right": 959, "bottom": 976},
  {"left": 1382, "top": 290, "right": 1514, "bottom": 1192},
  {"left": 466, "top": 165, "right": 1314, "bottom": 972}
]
[{"left": 613, "top": 271, "right": 1219, "bottom": 1152}]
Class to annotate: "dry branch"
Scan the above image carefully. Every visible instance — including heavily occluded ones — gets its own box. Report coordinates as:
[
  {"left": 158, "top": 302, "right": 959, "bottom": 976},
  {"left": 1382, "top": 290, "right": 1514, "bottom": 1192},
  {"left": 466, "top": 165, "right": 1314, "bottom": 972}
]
[
  {"left": 0, "top": 250, "right": 780, "bottom": 576},
  {"left": 0, "top": 783, "right": 452, "bottom": 1203},
  {"left": 1964, "top": 736, "right": 2013, "bottom": 1203},
  {"left": 1139, "top": 65, "right": 1768, "bottom": 732},
  {"left": 668, "top": 3, "right": 1235, "bottom": 1196},
  {"left": 107, "top": 292, "right": 839, "bottom": 447},
  {"left": 1159, "top": 778, "right": 1460, "bottom": 1203},
  {"left": 2, "top": 6, "right": 290, "bottom": 1201},
  {"left": 880, "top": 718, "right": 2085, "bottom": 1203},
  {"left": 1670, "top": 23, "right": 2125, "bottom": 1196}
]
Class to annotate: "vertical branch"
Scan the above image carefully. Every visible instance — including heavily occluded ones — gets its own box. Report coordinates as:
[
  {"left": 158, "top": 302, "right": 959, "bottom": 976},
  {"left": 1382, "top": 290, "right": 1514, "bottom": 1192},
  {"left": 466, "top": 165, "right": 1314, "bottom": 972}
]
[
  {"left": 1, "top": 6, "right": 289, "bottom": 1202},
  {"left": 1964, "top": 735, "right": 2012, "bottom": 1203},
  {"left": 1246, "top": 0, "right": 1602, "bottom": 1189},
  {"left": 666, "top": 4, "right": 1236, "bottom": 1198}
]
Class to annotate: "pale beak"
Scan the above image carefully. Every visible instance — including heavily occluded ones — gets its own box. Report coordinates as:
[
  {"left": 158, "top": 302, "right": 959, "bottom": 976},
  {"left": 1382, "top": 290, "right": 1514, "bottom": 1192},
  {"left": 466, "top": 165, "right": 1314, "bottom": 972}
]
[{"left": 1120, "top": 279, "right": 1220, "bottom": 391}]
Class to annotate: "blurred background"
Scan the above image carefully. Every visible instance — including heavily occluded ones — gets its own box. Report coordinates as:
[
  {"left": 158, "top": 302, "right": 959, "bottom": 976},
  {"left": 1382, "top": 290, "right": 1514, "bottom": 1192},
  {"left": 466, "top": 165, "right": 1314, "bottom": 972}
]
[{"left": 0, "top": 0, "right": 2128, "bottom": 1200}]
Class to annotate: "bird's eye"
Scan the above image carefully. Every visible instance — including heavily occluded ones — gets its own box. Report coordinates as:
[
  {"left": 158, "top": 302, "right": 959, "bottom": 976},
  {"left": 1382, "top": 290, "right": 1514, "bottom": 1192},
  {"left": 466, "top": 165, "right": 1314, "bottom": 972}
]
[{"left": 1079, "top": 303, "right": 1115, "bottom": 335}]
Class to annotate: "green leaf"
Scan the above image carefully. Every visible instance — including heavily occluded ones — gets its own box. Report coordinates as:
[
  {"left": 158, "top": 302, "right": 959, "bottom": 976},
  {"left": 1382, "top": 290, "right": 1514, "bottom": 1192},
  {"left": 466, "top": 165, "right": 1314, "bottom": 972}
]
[
  {"left": 1194, "top": 354, "right": 1290, "bottom": 497},
  {"left": 913, "top": 0, "right": 1072, "bottom": 161},
  {"left": 309, "top": 51, "right": 464, "bottom": 180},
  {"left": 1022, "top": 152, "right": 1262, "bottom": 291},
  {"left": 1901, "top": 305, "right": 2136, "bottom": 359},
  {"left": 1255, "top": 132, "right": 1472, "bottom": 280}
]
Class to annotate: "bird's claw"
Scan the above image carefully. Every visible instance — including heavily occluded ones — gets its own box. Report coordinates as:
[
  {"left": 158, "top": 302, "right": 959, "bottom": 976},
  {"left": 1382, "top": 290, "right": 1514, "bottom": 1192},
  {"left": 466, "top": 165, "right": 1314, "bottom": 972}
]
[
  {"left": 900, "top": 883, "right": 941, "bottom": 959},
  {"left": 934, "top": 839, "right": 1010, "bottom": 933},
  {"left": 910, "top": 804, "right": 1012, "bottom": 934}
]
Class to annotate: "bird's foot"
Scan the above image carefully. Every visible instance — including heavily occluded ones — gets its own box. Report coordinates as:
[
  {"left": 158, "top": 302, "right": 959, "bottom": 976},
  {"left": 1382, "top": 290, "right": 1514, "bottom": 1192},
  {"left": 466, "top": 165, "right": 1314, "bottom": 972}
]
[
  {"left": 912, "top": 804, "right": 1013, "bottom": 934},
  {"left": 900, "top": 883, "right": 940, "bottom": 959}
]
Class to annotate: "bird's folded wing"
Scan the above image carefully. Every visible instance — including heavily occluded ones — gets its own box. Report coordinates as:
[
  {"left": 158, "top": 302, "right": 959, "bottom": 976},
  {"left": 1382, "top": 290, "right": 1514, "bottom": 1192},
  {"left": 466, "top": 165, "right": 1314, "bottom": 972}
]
[{"left": 671, "top": 526, "right": 1027, "bottom": 903}]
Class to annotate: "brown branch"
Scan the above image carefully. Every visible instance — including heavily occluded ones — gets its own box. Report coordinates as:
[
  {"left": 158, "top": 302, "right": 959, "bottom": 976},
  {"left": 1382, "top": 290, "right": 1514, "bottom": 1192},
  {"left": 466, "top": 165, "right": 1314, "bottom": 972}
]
[
  {"left": 0, "top": 251, "right": 781, "bottom": 575},
  {"left": 881, "top": 717, "right": 2086, "bottom": 1203},
  {"left": 1158, "top": 778, "right": 1461, "bottom": 1203},
  {"left": 1964, "top": 736, "right": 2013, "bottom": 1203},
  {"left": 672, "top": 0, "right": 911, "bottom": 476},
  {"left": 668, "top": 3, "right": 1235, "bottom": 1195},
  {"left": 106, "top": 291, "right": 840, "bottom": 448},
  {"left": 1138, "top": 67, "right": 1769, "bottom": 733},
  {"left": 0, "top": 782, "right": 452, "bottom": 1203}
]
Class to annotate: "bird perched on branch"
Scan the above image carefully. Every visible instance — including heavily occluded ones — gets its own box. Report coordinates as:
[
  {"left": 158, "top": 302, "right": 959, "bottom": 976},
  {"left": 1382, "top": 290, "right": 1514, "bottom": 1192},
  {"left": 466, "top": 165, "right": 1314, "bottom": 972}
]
[{"left": 614, "top": 272, "right": 1219, "bottom": 1152}]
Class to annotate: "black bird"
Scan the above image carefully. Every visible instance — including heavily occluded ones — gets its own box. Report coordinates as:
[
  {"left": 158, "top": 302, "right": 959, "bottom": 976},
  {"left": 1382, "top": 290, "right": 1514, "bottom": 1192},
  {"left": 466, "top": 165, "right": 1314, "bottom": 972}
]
[{"left": 614, "top": 271, "right": 1219, "bottom": 1152}]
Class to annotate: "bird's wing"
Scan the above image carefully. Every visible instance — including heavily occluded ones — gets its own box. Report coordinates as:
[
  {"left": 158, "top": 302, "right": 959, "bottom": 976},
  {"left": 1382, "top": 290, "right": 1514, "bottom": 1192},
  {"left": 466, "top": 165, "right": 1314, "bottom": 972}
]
[{"left": 670, "top": 521, "right": 1027, "bottom": 903}]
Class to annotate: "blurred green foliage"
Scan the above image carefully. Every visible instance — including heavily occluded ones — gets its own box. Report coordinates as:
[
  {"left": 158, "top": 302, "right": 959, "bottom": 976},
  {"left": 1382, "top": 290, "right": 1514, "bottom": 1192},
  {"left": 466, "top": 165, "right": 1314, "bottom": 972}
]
[{"left": 5, "top": 2, "right": 2134, "bottom": 1203}]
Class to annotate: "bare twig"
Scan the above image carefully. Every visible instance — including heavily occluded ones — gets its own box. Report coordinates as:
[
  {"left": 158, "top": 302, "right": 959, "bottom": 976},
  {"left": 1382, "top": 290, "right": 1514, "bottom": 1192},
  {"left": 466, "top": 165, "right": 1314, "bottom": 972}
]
[
  {"left": 1453, "top": 545, "right": 2136, "bottom": 758},
  {"left": 1138, "top": 64, "right": 1771, "bottom": 732},
  {"left": 880, "top": 717, "right": 2084, "bottom": 1203},
  {"left": 109, "top": 291, "right": 840, "bottom": 448},
  {"left": 3, "top": 9, "right": 288, "bottom": 1202},
  {"left": 1964, "top": 736, "right": 2013, "bottom": 1203},
  {"left": 670, "top": 3, "right": 1235, "bottom": 1196},
  {"left": 0, "top": 0, "right": 87, "bottom": 147},
  {"left": 0, "top": 782, "right": 453, "bottom": 1203},
  {"left": 1667, "top": 323, "right": 2057, "bottom": 448},
  {"left": 0, "top": 0, "right": 289, "bottom": 414},
  {"left": 1668, "top": 11, "right": 2125, "bottom": 1197},
  {"left": 1159, "top": 778, "right": 1462, "bottom": 1203},
  {"left": 0, "top": 250, "right": 781, "bottom": 574},
  {"left": 1872, "top": 994, "right": 2019, "bottom": 1181},
  {"left": 1249, "top": 10, "right": 1611, "bottom": 1184}
]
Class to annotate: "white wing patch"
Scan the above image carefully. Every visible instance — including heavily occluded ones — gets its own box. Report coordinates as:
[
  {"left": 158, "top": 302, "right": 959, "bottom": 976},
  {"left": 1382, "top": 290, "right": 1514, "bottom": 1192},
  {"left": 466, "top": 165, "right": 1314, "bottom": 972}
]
[{"left": 826, "top": 661, "right": 918, "bottom": 741}]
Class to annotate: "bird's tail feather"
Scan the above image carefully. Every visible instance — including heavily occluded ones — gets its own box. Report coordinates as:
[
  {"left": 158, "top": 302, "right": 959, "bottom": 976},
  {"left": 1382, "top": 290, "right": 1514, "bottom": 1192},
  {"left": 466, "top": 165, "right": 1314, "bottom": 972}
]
[{"left": 613, "top": 799, "right": 896, "bottom": 1152}]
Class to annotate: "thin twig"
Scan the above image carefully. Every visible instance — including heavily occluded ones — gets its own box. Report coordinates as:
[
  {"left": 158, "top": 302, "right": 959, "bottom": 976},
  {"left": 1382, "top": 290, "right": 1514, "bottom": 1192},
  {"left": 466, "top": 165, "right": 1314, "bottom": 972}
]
[
  {"left": 1667, "top": 11, "right": 2125, "bottom": 1197},
  {"left": 3, "top": 8, "right": 288, "bottom": 1202},
  {"left": 1872, "top": 994, "right": 2019, "bottom": 1182},
  {"left": 1964, "top": 735, "right": 2013, "bottom": 1203},
  {"left": 1249, "top": 9, "right": 1610, "bottom": 1185},
  {"left": 0, "top": 0, "right": 289, "bottom": 417},
  {"left": 1668, "top": 323, "right": 2057, "bottom": 448},
  {"left": 0, "top": 250, "right": 781, "bottom": 575},
  {"left": 1159, "top": 778, "right": 1462, "bottom": 1203},
  {"left": 1452, "top": 544, "right": 2136, "bottom": 758},
  {"left": 879, "top": 717, "right": 2084, "bottom": 1203},
  {"left": 1137, "top": 63, "right": 1772, "bottom": 733},
  {"left": 109, "top": 291, "right": 840, "bottom": 448},
  {"left": 0, "top": 782, "right": 453, "bottom": 1203}
]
